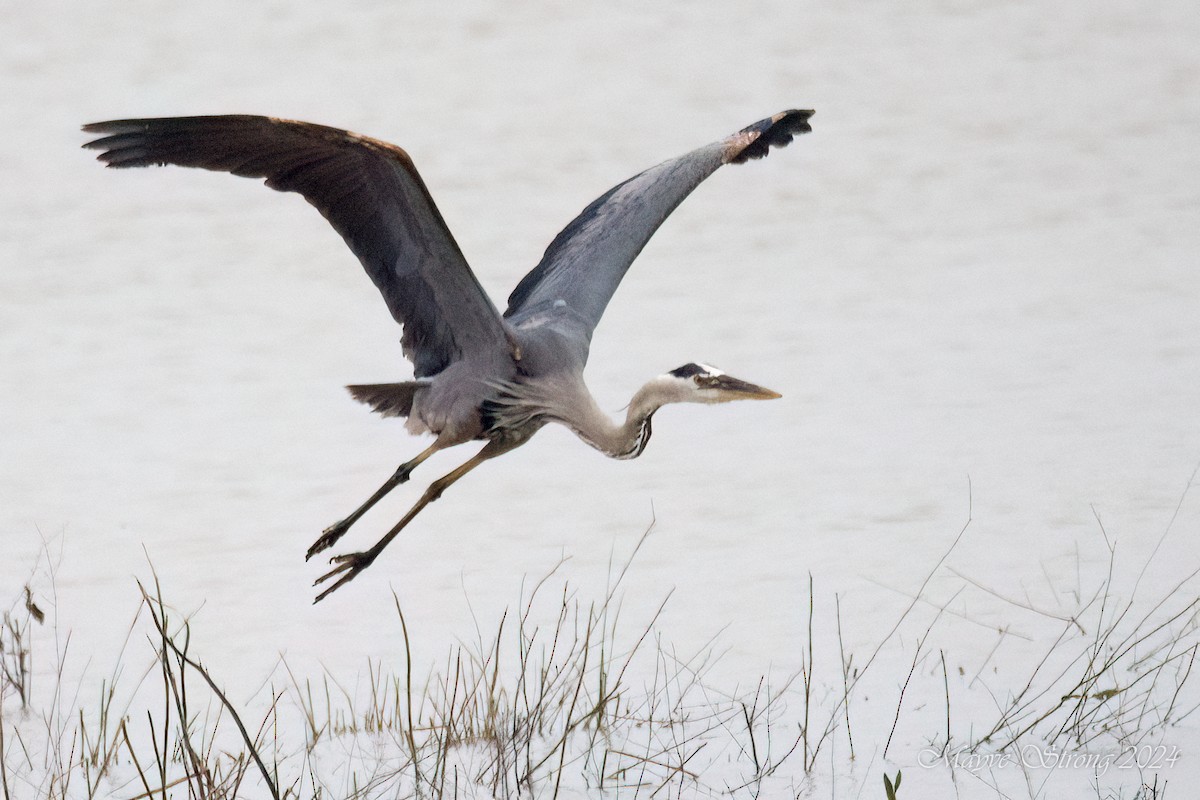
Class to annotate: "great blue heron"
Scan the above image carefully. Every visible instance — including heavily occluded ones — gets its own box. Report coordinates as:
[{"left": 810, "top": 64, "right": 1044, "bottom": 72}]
[{"left": 83, "top": 108, "right": 813, "bottom": 601}]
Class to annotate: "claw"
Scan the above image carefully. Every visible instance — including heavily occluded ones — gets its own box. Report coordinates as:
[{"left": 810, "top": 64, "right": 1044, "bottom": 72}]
[
  {"left": 313, "top": 549, "right": 378, "bottom": 603},
  {"left": 307, "top": 520, "right": 351, "bottom": 561}
]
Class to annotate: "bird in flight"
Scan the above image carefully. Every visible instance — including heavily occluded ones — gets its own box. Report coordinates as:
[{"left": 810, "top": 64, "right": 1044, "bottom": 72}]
[{"left": 83, "top": 108, "right": 813, "bottom": 601}]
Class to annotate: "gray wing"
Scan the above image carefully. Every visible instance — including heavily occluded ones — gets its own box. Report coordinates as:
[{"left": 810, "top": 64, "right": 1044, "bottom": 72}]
[
  {"left": 503, "top": 109, "right": 813, "bottom": 358},
  {"left": 83, "top": 115, "right": 512, "bottom": 378}
]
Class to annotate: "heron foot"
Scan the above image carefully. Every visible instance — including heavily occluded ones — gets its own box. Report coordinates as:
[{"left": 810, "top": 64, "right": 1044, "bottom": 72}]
[
  {"left": 306, "top": 519, "right": 352, "bottom": 561},
  {"left": 313, "top": 549, "right": 379, "bottom": 603}
]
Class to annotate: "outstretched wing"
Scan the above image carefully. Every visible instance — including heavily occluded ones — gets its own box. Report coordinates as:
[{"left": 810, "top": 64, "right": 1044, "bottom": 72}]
[
  {"left": 503, "top": 109, "right": 813, "bottom": 355},
  {"left": 83, "top": 115, "right": 511, "bottom": 378}
]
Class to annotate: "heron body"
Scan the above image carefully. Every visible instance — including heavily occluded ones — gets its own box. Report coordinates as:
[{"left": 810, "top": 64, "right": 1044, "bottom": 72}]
[{"left": 83, "top": 109, "right": 813, "bottom": 601}]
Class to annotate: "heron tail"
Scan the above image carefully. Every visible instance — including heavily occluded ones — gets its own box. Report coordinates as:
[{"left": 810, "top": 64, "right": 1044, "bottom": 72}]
[{"left": 346, "top": 382, "right": 425, "bottom": 418}]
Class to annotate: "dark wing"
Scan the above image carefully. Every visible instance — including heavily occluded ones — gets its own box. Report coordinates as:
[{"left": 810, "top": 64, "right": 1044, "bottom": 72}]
[
  {"left": 503, "top": 109, "right": 813, "bottom": 356},
  {"left": 83, "top": 115, "right": 511, "bottom": 378}
]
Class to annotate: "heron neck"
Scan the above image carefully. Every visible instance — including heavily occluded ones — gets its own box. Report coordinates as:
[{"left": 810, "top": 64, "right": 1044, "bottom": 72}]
[{"left": 567, "top": 383, "right": 662, "bottom": 461}]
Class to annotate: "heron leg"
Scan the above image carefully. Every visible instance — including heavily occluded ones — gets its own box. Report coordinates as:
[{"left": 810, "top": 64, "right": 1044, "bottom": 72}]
[
  {"left": 306, "top": 442, "right": 441, "bottom": 561},
  {"left": 312, "top": 441, "right": 504, "bottom": 603}
]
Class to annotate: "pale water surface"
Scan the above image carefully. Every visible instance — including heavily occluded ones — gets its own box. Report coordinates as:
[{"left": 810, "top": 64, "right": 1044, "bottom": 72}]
[{"left": 2, "top": 1, "right": 1199, "bottom": 796}]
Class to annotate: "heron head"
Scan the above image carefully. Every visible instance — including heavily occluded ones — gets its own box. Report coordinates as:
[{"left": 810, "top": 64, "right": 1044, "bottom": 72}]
[{"left": 663, "top": 362, "right": 782, "bottom": 404}]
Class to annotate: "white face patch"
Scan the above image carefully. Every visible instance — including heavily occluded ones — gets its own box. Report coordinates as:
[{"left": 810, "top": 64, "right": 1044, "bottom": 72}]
[{"left": 696, "top": 362, "right": 725, "bottom": 376}]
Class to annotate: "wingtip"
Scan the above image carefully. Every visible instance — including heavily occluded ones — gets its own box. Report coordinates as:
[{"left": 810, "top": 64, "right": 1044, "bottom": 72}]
[
  {"left": 80, "top": 120, "right": 133, "bottom": 163},
  {"left": 81, "top": 119, "right": 179, "bottom": 167},
  {"left": 80, "top": 122, "right": 110, "bottom": 151},
  {"left": 81, "top": 119, "right": 148, "bottom": 137},
  {"left": 726, "top": 108, "right": 814, "bottom": 164}
]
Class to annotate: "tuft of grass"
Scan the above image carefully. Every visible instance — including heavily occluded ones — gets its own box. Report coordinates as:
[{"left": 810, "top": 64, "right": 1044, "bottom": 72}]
[
  {"left": 284, "top": 525, "right": 806, "bottom": 798},
  {"left": 972, "top": 496, "right": 1200, "bottom": 755}
]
